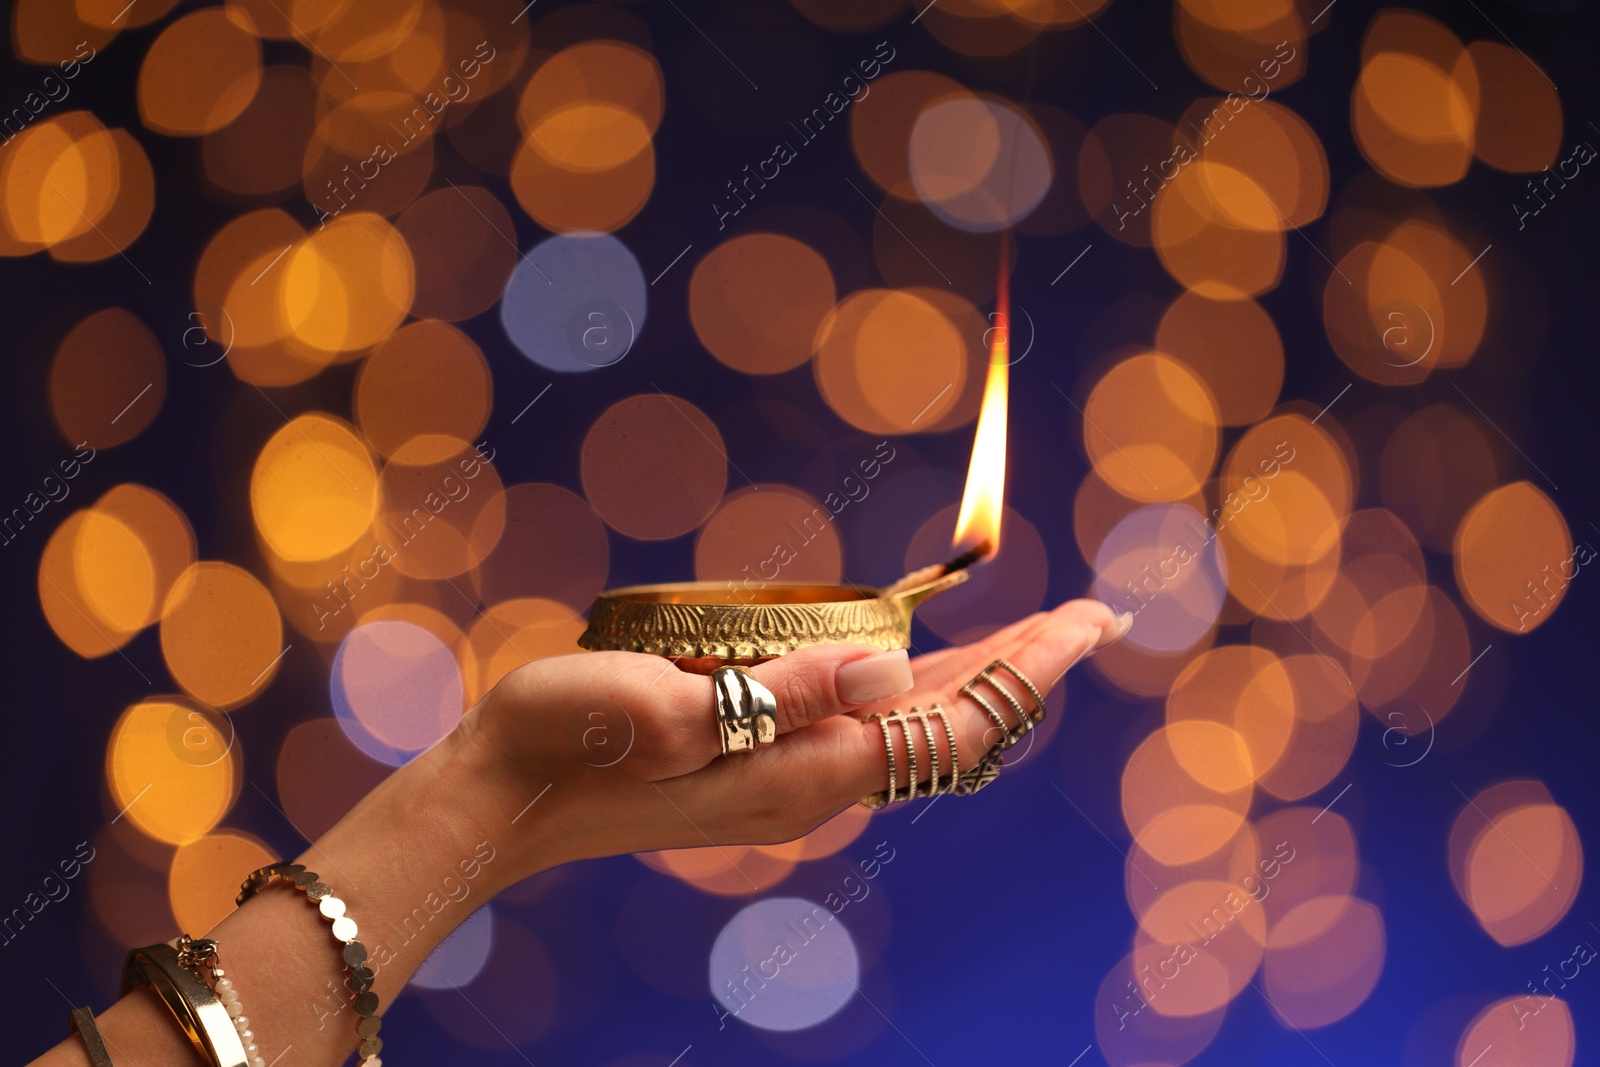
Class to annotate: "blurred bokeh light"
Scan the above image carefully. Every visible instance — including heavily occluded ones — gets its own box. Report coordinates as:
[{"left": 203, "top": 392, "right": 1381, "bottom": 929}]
[{"left": 7, "top": 3, "right": 1595, "bottom": 1065}]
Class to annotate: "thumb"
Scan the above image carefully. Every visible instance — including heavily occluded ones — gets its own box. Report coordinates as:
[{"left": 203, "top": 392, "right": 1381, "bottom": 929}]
[{"left": 746, "top": 644, "right": 915, "bottom": 734}]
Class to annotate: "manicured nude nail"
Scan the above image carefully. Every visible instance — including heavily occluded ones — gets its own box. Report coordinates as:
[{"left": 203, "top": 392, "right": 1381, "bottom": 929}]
[
  {"left": 1107, "top": 612, "right": 1134, "bottom": 639},
  {"left": 837, "top": 649, "right": 913, "bottom": 704}
]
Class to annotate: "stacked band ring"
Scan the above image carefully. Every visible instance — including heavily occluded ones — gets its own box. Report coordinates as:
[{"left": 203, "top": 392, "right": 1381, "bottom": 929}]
[
  {"left": 859, "top": 705, "right": 960, "bottom": 809},
  {"left": 951, "top": 659, "right": 1047, "bottom": 795},
  {"left": 962, "top": 658, "right": 1046, "bottom": 763},
  {"left": 712, "top": 665, "right": 778, "bottom": 755}
]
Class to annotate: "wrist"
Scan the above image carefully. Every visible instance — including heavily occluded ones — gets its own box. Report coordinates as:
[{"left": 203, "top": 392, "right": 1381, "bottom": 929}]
[
  {"left": 56, "top": 714, "right": 561, "bottom": 1067},
  {"left": 255, "top": 721, "right": 554, "bottom": 1053},
  {"left": 415, "top": 700, "right": 580, "bottom": 891},
  {"left": 334, "top": 725, "right": 545, "bottom": 911}
]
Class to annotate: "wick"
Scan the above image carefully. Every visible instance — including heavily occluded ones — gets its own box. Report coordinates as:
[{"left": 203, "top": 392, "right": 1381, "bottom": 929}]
[{"left": 944, "top": 539, "right": 995, "bottom": 574}]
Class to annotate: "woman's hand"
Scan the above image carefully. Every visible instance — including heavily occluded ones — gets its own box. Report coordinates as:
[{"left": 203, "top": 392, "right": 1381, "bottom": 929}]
[
  {"left": 25, "top": 599, "right": 1128, "bottom": 1067},
  {"left": 460, "top": 597, "right": 1130, "bottom": 880}
]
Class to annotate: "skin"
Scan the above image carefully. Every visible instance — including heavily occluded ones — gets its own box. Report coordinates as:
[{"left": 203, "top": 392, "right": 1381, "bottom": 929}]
[{"left": 31, "top": 597, "right": 1122, "bottom": 1067}]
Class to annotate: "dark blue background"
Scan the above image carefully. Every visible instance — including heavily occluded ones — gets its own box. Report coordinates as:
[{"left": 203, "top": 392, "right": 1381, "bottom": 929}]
[{"left": 3, "top": 1, "right": 1598, "bottom": 1063}]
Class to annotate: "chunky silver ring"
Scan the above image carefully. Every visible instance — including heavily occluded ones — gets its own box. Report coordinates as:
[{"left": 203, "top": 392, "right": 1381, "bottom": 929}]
[{"left": 712, "top": 666, "right": 778, "bottom": 755}]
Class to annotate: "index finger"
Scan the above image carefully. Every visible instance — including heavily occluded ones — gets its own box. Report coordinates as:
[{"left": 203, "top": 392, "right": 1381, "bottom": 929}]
[{"left": 650, "top": 643, "right": 916, "bottom": 765}]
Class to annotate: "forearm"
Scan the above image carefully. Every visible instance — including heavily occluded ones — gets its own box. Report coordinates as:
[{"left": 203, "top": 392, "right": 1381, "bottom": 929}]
[
  {"left": 32, "top": 718, "right": 544, "bottom": 1067},
  {"left": 27, "top": 612, "right": 1113, "bottom": 1065}
]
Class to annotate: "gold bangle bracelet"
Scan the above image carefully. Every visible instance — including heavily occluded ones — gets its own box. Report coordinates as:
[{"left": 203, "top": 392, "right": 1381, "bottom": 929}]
[
  {"left": 121, "top": 941, "right": 248, "bottom": 1067},
  {"left": 237, "top": 863, "right": 384, "bottom": 1064},
  {"left": 175, "top": 934, "right": 268, "bottom": 1067}
]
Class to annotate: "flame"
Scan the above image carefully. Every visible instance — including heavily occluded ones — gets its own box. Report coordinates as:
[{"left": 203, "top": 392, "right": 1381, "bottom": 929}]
[{"left": 952, "top": 254, "right": 1008, "bottom": 555}]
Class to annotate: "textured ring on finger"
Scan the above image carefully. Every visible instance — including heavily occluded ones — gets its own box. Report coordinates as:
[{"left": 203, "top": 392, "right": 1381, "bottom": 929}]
[
  {"left": 955, "top": 753, "right": 1004, "bottom": 795},
  {"left": 963, "top": 687, "right": 1010, "bottom": 765},
  {"left": 928, "top": 706, "right": 960, "bottom": 794},
  {"left": 858, "top": 705, "right": 960, "bottom": 809},
  {"left": 711, "top": 665, "right": 778, "bottom": 755},
  {"left": 915, "top": 713, "right": 939, "bottom": 800},
  {"left": 962, "top": 658, "right": 1047, "bottom": 761},
  {"left": 860, "top": 712, "right": 899, "bottom": 809},
  {"left": 988, "top": 658, "right": 1045, "bottom": 712}
]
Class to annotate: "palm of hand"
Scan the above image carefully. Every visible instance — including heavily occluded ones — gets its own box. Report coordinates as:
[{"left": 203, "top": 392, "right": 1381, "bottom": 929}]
[{"left": 467, "top": 598, "right": 1123, "bottom": 864}]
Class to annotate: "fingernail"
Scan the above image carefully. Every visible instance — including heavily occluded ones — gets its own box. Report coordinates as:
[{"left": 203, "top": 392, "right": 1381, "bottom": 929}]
[
  {"left": 837, "top": 649, "right": 913, "bottom": 704},
  {"left": 1107, "top": 612, "right": 1133, "bottom": 639}
]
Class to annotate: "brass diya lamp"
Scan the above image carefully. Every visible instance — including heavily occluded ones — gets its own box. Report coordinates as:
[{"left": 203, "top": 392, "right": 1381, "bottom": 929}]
[
  {"left": 579, "top": 546, "right": 989, "bottom": 673},
  {"left": 581, "top": 261, "right": 1013, "bottom": 672}
]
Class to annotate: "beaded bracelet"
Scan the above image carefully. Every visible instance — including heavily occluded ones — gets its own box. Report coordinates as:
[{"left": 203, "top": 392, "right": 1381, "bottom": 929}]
[{"left": 237, "top": 863, "right": 384, "bottom": 1065}]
